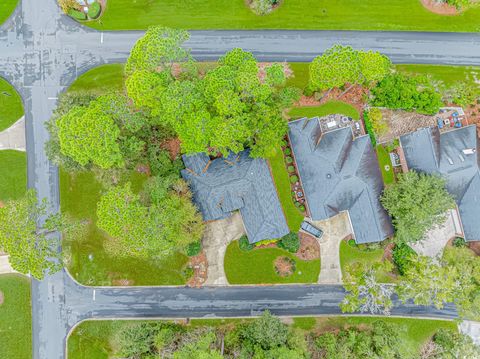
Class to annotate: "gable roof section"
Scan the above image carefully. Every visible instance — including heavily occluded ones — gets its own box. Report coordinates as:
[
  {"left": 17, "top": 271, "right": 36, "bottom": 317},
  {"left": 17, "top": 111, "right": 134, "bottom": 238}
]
[
  {"left": 400, "top": 125, "right": 480, "bottom": 241},
  {"left": 288, "top": 118, "right": 394, "bottom": 244},
  {"left": 181, "top": 150, "right": 289, "bottom": 243}
]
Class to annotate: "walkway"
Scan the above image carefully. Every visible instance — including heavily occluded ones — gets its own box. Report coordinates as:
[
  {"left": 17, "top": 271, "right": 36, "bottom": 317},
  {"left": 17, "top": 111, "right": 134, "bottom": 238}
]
[
  {"left": 411, "top": 210, "right": 460, "bottom": 258},
  {"left": 0, "top": 117, "right": 25, "bottom": 151},
  {"left": 202, "top": 212, "right": 245, "bottom": 286},
  {"left": 0, "top": 255, "right": 17, "bottom": 274},
  {"left": 310, "top": 212, "right": 353, "bottom": 284}
]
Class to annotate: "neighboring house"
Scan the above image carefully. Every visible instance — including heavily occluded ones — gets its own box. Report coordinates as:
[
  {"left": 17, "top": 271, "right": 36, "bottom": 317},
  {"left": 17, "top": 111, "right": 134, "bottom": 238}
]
[
  {"left": 400, "top": 125, "right": 480, "bottom": 241},
  {"left": 181, "top": 150, "right": 289, "bottom": 244},
  {"left": 288, "top": 117, "right": 394, "bottom": 244}
]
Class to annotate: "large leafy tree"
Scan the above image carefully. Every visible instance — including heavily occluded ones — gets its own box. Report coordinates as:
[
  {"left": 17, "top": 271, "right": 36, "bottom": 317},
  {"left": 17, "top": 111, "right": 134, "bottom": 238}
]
[
  {"left": 340, "top": 262, "right": 395, "bottom": 315},
  {"left": 125, "top": 26, "right": 191, "bottom": 76},
  {"left": 381, "top": 171, "right": 455, "bottom": 243},
  {"left": 0, "top": 189, "right": 79, "bottom": 279}
]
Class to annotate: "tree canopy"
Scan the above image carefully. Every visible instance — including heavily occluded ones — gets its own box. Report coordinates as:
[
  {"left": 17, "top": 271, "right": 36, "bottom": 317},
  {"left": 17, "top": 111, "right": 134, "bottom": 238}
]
[{"left": 381, "top": 171, "right": 456, "bottom": 243}]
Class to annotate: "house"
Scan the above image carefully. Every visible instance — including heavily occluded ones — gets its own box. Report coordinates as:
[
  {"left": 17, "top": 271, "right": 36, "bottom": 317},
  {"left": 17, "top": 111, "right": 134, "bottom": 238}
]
[
  {"left": 400, "top": 125, "right": 480, "bottom": 241},
  {"left": 181, "top": 150, "right": 289, "bottom": 244},
  {"left": 288, "top": 117, "right": 394, "bottom": 244}
]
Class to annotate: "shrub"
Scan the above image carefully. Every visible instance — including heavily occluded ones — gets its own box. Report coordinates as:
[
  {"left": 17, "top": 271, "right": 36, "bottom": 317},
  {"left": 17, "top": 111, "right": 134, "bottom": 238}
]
[
  {"left": 59, "top": 0, "right": 79, "bottom": 13},
  {"left": 285, "top": 156, "right": 293, "bottom": 164},
  {"left": 254, "top": 239, "right": 278, "bottom": 247},
  {"left": 287, "top": 165, "right": 295, "bottom": 172},
  {"left": 281, "top": 139, "right": 287, "bottom": 147},
  {"left": 347, "top": 238, "right": 357, "bottom": 247},
  {"left": 290, "top": 175, "right": 299, "bottom": 184},
  {"left": 239, "top": 235, "right": 254, "bottom": 251},
  {"left": 294, "top": 201, "right": 301, "bottom": 208},
  {"left": 88, "top": 2, "right": 101, "bottom": 19},
  {"left": 453, "top": 237, "right": 466, "bottom": 247},
  {"left": 392, "top": 242, "right": 417, "bottom": 275},
  {"left": 182, "top": 266, "right": 194, "bottom": 280},
  {"left": 299, "top": 205, "right": 306, "bottom": 212},
  {"left": 284, "top": 148, "right": 291, "bottom": 155},
  {"left": 68, "top": 9, "right": 87, "bottom": 20},
  {"left": 278, "top": 232, "right": 300, "bottom": 253},
  {"left": 186, "top": 241, "right": 202, "bottom": 256}
]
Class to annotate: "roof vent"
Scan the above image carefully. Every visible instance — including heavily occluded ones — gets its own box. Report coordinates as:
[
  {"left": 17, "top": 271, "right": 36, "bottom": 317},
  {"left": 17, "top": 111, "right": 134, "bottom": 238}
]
[
  {"left": 462, "top": 148, "right": 476, "bottom": 155},
  {"left": 326, "top": 173, "right": 332, "bottom": 179},
  {"left": 458, "top": 154, "right": 465, "bottom": 162},
  {"left": 446, "top": 156, "right": 454, "bottom": 165}
]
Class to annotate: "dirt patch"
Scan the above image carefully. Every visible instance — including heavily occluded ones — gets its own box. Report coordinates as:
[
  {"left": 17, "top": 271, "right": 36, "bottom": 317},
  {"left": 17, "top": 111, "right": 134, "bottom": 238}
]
[
  {"left": 296, "top": 232, "right": 320, "bottom": 260},
  {"left": 111, "top": 278, "right": 135, "bottom": 286},
  {"left": 257, "top": 62, "right": 293, "bottom": 83},
  {"left": 187, "top": 251, "right": 208, "bottom": 287},
  {"left": 420, "top": 0, "right": 459, "bottom": 15},
  {"left": 160, "top": 137, "right": 182, "bottom": 160},
  {"left": 274, "top": 256, "right": 296, "bottom": 277},
  {"left": 135, "top": 164, "right": 151, "bottom": 176},
  {"left": 0, "top": 290, "right": 3, "bottom": 305},
  {"left": 246, "top": 0, "right": 283, "bottom": 15},
  {"left": 382, "top": 242, "right": 395, "bottom": 262}
]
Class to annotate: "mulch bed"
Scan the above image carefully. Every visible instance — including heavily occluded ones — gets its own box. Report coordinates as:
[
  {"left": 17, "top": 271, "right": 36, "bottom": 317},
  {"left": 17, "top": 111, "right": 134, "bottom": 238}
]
[
  {"left": 296, "top": 232, "right": 320, "bottom": 260},
  {"left": 420, "top": 0, "right": 459, "bottom": 15},
  {"left": 274, "top": 256, "right": 296, "bottom": 277},
  {"left": 467, "top": 241, "right": 480, "bottom": 256},
  {"left": 187, "top": 251, "right": 207, "bottom": 287},
  {"left": 135, "top": 164, "right": 151, "bottom": 176},
  {"left": 382, "top": 242, "right": 395, "bottom": 262},
  {"left": 160, "top": 137, "right": 182, "bottom": 160}
]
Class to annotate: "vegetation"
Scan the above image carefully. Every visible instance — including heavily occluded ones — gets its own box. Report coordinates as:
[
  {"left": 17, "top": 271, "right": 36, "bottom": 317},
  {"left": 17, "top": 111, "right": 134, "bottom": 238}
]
[
  {"left": 239, "top": 235, "right": 254, "bottom": 251},
  {"left": 0, "top": 0, "right": 19, "bottom": 25},
  {"left": 277, "top": 232, "right": 300, "bottom": 253},
  {"left": 392, "top": 242, "right": 417, "bottom": 275},
  {"left": 0, "top": 78, "right": 24, "bottom": 132},
  {"left": 68, "top": 64, "right": 125, "bottom": 93},
  {"left": 288, "top": 100, "right": 359, "bottom": 120},
  {"left": 186, "top": 241, "right": 202, "bottom": 256},
  {"left": 381, "top": 171, "right": 456, "bottom": 243},
  {"left": 0, "top": 275, "right": 32, "bottom": 359},
  {"left": 68, "top": 314, "right": 460, "bottom": 359},
  {"left": 87, "top": 2, "right": 101, "bottom": 19},
  {"left": 224, "top": 240, "right": 319, "bottom": 284},
  {"left": 0, "top": 189, "right": 81, "bottom": 279},
  {"left": 371, "top": 73, "right": 443, "bottom": 115},
  {"left": 83, "top": 0, "right": 480, "bottom": 32},
  {"left": 0, "top": 150, "right": 26, "bottom": 202}
]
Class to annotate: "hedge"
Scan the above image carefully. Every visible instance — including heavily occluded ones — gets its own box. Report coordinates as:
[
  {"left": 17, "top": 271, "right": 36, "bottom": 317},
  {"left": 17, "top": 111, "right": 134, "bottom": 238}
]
[
  {"left": 69, "top": 9, "right": 87, "bottom": 20},
  {"left": 284, "top": 148, "right": 291, "bottom": 156},
  {"left": 287, "top": 165, "right": 295, "bottom": 172},
  {"left": 186, "top": 241, "right": 202, "bottom": 257},
  {"left": 88, "top": 2, "right": 101, "bottom": 19},
  {"left": 290, "top": 175, "right": 299, "bottom": 184},
  {"left": 363, "top": 110, "right": 377, "bottom": 147}
]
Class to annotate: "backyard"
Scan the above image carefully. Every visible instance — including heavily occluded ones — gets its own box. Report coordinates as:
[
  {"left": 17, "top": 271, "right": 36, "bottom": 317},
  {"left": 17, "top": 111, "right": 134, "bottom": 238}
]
[
  {"left": 376, "top": 144, "right": 396, "bottom": 185},
  {"left": 68, "top": 316, "right": 457, "bottom": 359},
  {"left": 0, "top": 274, "right": 32, "bottom": 359},
  {"left": 84, "top": 0, "right": 480, "bottom": 32},
  {"left": 224, "top": 239, "right": 320, "bottom": 284}
]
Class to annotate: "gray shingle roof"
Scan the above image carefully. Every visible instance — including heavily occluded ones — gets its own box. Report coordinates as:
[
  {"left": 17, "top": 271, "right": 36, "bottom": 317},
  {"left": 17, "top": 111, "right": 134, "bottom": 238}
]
[
  {"left": 400, "top": 125, "right": 480, "bottom": 241},
  {"left": 288, "top": 118, "right": 394, "bottom": 244},
  {"left": 181, "top": 150, "right": 289, "bottom": 243}
]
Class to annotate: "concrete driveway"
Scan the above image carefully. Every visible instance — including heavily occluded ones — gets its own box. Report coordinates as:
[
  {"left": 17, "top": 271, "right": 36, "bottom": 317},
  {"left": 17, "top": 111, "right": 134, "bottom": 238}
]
[
  {"left": 309, "top": 212, "right": 353, "bottom": 284},
  {"left": 202, "top": 211, "right": 245, "bottom": 285},
  {"left": 0, "top": 117, "right": 25, "bottom": 151},
  {"left": 411, "top": 210, "right": 461, "bottom": 259}
]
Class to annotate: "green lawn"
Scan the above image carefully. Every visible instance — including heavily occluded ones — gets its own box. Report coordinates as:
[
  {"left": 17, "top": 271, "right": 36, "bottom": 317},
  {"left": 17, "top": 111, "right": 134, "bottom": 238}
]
[
  {"left": 69, "top": 316, "right": 456, "bottom": 359},
  {"left": 395, "top": 64, "right": 480, "bottom": 88},
  {"left": 85, "top": 0, "right": 480, "bottom": 32},
  {"left": 268, "top": 148, "right": 304, "bottom": 232},
  {"left": 60, "top": 169, "right": 189, "bottom": 286},
  {"left": 339, "top": 240, "right": 395, "bottom": 283},
  {"left": 376, "top": 144, "right": 395, "bottom": 185},
  {"left": 68, "top": 64, "right": 125, "bottom": 94},
  {"left": 0, "top": 150, "right": 27, "bottom": 202},
  {"left": 0, "top": 0, "right": 17, "bottom": 25},
  {"left": 224, "top": 240, "right": 319, "bottom": 284},
  {"left": 289, "top": 101, "right": 360, "bottom": 120},
  {"left": 0, "top": 77, "right": 24, "bottom": 132},
  {"left": 0, "top": 274, "right": 32, "bottom": 359}
]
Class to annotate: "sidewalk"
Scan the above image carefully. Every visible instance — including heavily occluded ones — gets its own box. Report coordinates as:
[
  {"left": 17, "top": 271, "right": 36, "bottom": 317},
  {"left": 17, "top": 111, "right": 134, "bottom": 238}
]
[{"left": 0, "top": 117, "right": 26, "bottom": 151}]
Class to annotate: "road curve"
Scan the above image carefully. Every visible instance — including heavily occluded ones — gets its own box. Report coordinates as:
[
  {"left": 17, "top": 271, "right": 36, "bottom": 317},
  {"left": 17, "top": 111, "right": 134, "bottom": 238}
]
[{"left": 0, "top": 0, "right": 476, "bottom": 358}]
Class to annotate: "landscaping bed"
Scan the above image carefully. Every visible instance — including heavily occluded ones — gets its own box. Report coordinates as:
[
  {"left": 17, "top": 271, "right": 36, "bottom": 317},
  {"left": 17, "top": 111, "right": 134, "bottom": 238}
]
[
  {"left": 224, "top": 239, "right": 320, "bottom": 284},
  {"left": 0, "top": 274, "right": 32, "bottom": 359}
]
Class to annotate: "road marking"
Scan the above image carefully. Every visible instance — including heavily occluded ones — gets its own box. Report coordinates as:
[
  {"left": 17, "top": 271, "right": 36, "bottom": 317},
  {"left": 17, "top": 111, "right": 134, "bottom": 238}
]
[
  {"left": 93, "top": 289, "right": 96, "bottom": 301},
  {"left": 47, "top": 97, "right": 58, "bottom": 100},
  {"left": 101, "top": 33, "right": 104, "bottom": 44}
]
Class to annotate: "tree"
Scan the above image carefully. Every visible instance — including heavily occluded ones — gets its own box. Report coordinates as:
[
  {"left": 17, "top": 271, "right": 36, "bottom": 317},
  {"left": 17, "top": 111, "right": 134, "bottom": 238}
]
[
  {"left": 240, "top": 311, "right": 289, "bottom": 350},
  {"left": 381, "top": 171, "right": 456, "bottom": 243},
  {"left": 340, "top": 262, "right": 395, "bottom": 315},
  {"left": 265, "top": 63, "right": 286, "bottom": 87},
  {"left": 125, "top": 26, "right": 191, "bottom": 76},
  {"left": 358, "top": 50, "right": 392, "bottom": 85},
  {"left": 371, "top": 73, "right": 443, "bottom": 115},
  {"left": 432, "top": 328, "right": 480, "bottom": 359},
  {"left": 0, "top": 189, "right": 79, "bottom": 279}
]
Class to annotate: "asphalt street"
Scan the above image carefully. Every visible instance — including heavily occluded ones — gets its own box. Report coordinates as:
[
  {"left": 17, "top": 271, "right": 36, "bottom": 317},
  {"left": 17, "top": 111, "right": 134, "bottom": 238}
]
[{"left": 0, "top": 0, "right": 477, "bottom": 358}]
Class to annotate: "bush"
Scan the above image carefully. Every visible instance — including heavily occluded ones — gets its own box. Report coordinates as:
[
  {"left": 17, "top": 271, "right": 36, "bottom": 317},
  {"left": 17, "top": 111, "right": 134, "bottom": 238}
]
[
  {"left": 281, "top": 139, "right": 287, "bottom": 147},
  {"left": 347, "top": 238, "right": 357, "bottom": 247},
  {"left": 182, "top": 266, "right": 194, "bottom": 280},
  {"left": 254, "top": 239, "right": 278, "bottom": 247},
  {"left": 186, "top": 241, "right": 202, "bottom": 256},
  {"left": 68, "top": 9, "right": 87, "bottom": 20},
  {"left": 278, "top": 232, "right": 300, "bottom": 253},
  {"left": 299, "top": 205, "right": 305, "bottom": 212},
  {"left": 290, "top": 175, "right": 299, "bottom": 184},
  {"left": 285, "top": 156, "right": 293, "bottom": 164},
  {"left": 284, "top": 148, "right": 291, "bottom": 155},
  {"left": 287, "top": 165, "right": 295, "bottom": 172},
  {"left": 88, "top": 2, "right": 101, "bottom": 19},
  {"left": 294, "top": 201, "right": 301, "bottom": 208},
  {"left": 239, "top": 235, "right": 254, "bottom": 251},
  {"left": 453, "top": 237, "right": 466, "bottom": 247},
  {"left": 392, "top": 242, "right": 417, "bottom": 275}
]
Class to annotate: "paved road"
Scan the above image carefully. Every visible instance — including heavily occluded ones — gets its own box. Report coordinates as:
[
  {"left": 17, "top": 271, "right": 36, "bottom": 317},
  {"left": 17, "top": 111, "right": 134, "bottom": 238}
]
[{"left": 0, "top": 1, "right": 478, "bottom": 358}]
